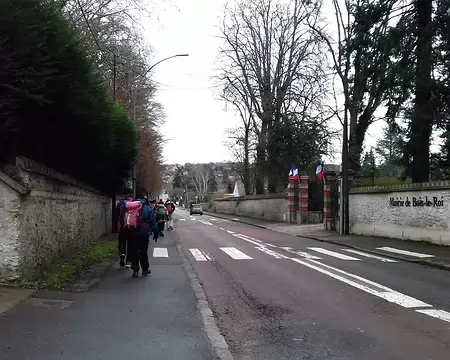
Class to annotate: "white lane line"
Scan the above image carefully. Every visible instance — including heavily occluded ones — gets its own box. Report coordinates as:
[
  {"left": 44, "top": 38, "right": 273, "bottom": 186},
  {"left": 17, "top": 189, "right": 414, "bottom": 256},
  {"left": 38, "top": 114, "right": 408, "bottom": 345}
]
[
  {"left": 226, "top": 230, "right": 235, "bottom": 234},
  {"left": 416, "top": 309, "right": 450, "bottom": 323},
  {"left": 292, "top": 257, "right": 431, "bottom": 309},
  {"left": 219, "top": 227, "right": 225, "bottom": 230},
  {"left": 189, "top": 248, "right": 213, "bottom": 261},
  {"left": 342, "top": 249, "right": 397, "bottom": 262},
  {"left": 232, "top": 218, "right": 240, "bottom": 221},
  {"left": 210, "top": 218, "right": 217, "bottom": 221},
  {"left": 153, "top": 247, "right": 168, "bottom": 257},
  {"left": 220, "top": 247, "right": 253, "bottom": 260},
  {"left": 189, "top": 217, "right": 196, "bottom": 220},
  {"left": 377, "top": 246, "right": 435, "bottom": 258},
  {"left": 281, "top": 247, "right": 322, "bottom": 260},
  {"left": 308, "top": 247, "right": 361, "bottom": 261},
  {"left": 179, "top": 218, "right": 186, "bottom": 221}
]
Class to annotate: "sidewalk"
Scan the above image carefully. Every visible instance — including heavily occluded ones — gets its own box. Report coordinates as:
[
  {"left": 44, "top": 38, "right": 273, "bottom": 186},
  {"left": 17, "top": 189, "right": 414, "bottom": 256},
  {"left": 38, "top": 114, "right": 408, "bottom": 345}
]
[
  {"left": 0, "top": 232, "right": 216, "bottom": 360},
  {"left": 204, "top": 210, "right": 450, "bottom": 271}
]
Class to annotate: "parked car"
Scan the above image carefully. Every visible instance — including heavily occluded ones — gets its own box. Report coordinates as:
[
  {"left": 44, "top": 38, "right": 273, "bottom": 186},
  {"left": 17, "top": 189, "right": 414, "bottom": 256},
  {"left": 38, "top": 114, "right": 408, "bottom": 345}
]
[{"left": 190, "top": 204, "right": 203, "bottom": 215}]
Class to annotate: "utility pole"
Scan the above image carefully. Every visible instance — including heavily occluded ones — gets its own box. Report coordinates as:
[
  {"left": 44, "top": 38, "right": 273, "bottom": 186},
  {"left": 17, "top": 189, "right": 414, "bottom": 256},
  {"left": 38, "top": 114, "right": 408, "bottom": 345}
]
[{"left": 342, "top": 110, "right": 350, "bottom": 235}]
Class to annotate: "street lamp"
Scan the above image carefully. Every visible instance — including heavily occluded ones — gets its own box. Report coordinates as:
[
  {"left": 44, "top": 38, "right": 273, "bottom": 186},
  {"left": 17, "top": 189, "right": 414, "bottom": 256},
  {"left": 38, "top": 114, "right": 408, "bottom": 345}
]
[{"left": 131, "top": 53, "right": 189, "bottom": 198}]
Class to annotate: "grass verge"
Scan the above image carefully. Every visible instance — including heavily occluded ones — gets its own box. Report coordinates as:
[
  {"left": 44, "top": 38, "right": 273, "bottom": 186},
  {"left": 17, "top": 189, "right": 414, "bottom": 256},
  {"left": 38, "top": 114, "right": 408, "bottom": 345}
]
[{"left": 17, "top": 236, "right": 117, "bottom": 290}]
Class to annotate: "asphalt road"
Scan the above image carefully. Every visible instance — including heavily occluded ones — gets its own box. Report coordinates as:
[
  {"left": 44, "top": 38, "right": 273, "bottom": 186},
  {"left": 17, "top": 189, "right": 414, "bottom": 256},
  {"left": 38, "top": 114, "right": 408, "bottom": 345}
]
[{"left": 174, "top": 210, "right": 450, "bottom": 360}]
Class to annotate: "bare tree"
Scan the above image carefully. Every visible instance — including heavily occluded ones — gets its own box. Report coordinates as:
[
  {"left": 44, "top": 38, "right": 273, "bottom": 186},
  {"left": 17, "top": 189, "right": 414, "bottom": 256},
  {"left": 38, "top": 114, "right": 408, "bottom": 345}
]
[
  {"left": 191, "top": 164, "right": 214, "bottom": 200},
  {"left": 219, "top": 0, "right": 327, "bottom": 193}
]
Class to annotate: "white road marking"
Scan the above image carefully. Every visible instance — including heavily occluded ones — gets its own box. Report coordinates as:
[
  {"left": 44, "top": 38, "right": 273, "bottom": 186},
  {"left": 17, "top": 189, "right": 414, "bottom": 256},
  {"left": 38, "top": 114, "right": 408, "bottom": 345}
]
[
  {"left": 233, "top": 234, "right": 263, "bottom": 246},
  {"left": 377, "top": 246, "right": 435, "bottom": 258},
  {"left": 210, "top": 218, "right": 217, "bottom": 221},
  {"left": 189, "top": 217, "right": 196, "bottom": 220},
  {"left": 153, "top": 247, "right": 168, "bottom": 257},
  {"left": 232, "top": 218, "right": 240, "bottom": 221},
  {"left": 308, "top": 247, "right": 361, "bottom": 261},
  {"left": 189, "top": 248, "right": 213, "bottom": 261},
  {"left": 220, "top": 247, "right": 253, "bottom": 260},
  {"left": 281, "top": 247, "right": 322, "bottom": 260},
  {"left": 342, "top": 249, "right": 397, "bottom": 262},
  {"left": 198, "top": 220, "right": 213, "bottom": 226},
  {"left": 416, "top": 309, "right": 450, "bottom": 323},
  {"left": 255, "top": 246, "right": 289, "bottom": 259},
  {"left": 226, "top": 230, "right": 235, "bottom": 234},
  {"left": 219, "top": 227, "right": 225, "bottom": 230},
  {"left": 292, "top": 257, "right": 432, "bottom": 308},
  {"left": 179, "top": 218, "right": 186, "bottom": 221}
]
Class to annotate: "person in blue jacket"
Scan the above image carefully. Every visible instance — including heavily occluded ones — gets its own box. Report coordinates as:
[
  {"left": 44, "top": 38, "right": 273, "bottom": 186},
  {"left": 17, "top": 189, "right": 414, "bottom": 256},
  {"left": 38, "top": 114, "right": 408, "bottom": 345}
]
[{"left": 128, "top": 198, "right": 158, "bottom": 278}]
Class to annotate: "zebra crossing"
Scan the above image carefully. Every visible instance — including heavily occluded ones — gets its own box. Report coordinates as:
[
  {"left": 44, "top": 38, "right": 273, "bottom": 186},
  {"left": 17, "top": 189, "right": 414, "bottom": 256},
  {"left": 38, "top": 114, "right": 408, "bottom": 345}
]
[{"left": 152, "top": 243, "right": 434, "bottom": 264}]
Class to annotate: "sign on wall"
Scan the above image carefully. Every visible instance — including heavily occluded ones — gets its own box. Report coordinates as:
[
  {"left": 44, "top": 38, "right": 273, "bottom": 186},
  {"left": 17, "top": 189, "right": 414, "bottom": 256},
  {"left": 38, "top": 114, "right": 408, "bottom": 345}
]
[{"left": 389, "top": 196, "right": 445, "bottom": 208}]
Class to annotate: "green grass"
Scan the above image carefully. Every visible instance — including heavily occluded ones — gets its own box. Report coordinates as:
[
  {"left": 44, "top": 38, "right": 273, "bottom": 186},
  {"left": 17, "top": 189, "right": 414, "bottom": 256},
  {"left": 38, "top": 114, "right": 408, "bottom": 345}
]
[{"left": 18, "top": 238, "right": 117, "bottom": 290}]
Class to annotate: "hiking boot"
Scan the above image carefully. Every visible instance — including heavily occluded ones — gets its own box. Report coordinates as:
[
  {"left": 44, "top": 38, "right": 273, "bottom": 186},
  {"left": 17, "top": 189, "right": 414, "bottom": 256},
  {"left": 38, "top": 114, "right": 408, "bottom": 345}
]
[
  {"left": 132, "top": 270, "right": 139, "bottom": 278},
  {"left": 119, "top": 254, "right": 126, "bottom": 267},
  {"left": 143, "top": 269, "right": 151, "bottom": 276}
]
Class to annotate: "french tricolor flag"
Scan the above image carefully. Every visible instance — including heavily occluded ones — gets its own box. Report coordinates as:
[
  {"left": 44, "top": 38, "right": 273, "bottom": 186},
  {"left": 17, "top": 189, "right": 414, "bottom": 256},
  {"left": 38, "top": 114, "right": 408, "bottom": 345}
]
[
  {"left": 289, "top": 165, "right": 299, "bottom": 180},
  {"left": 316, "top": 162, "right": 325, "bottom": 181}
]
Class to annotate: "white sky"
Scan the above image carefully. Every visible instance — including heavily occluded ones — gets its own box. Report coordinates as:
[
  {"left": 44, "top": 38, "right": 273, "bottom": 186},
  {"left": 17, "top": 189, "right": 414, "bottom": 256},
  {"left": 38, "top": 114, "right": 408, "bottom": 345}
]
[{"left": 143, "top": 0, "right": 385, "bottom": 166}]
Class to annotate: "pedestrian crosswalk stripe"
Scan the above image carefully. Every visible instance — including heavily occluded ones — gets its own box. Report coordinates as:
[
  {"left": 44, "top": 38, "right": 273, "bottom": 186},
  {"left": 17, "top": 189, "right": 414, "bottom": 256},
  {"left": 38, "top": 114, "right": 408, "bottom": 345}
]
[
  {"left": 376, "top": 246, "right": 435, "bottom": 258},
  {"left": 308, "top": 247, "right": 361, "bottom": 260},
  {"left": 220, "top": 247, "right": 253, "bottom": 260},
  {"left": 189, "top": 248, "right": 213, "bottom": 261},
  {"left": 343, "top": 249, "right": 397, "bottom": 262},
  {"left": 153, "top": 247, "right": 168, "bottom": 257}
]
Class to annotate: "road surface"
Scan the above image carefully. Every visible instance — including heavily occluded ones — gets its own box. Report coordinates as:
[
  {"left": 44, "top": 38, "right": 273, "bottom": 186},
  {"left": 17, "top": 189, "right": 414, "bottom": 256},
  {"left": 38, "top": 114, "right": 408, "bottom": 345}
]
[{"left": 174, "top": 210, "right": 450, "bottom": 360}]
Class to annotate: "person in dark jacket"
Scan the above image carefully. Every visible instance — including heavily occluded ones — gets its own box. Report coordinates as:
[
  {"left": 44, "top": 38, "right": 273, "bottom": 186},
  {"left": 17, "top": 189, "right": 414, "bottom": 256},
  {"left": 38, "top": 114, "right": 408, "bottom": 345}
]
[{"left": 127, "top": 198, "right": 158, "bottom": 278}]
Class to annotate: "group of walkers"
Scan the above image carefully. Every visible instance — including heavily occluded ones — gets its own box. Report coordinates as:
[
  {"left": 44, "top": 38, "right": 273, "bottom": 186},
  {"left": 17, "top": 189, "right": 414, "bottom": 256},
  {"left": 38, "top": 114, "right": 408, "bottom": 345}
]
[{"left": 115, "top": 197, "right": 176, "bottom": 278}]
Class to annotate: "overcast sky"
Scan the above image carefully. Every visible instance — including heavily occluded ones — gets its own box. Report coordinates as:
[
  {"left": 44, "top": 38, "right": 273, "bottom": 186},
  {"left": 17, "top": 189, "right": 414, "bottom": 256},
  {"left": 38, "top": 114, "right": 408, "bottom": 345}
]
[{"left": 143, "top": 0, "right": 384, "bottom": 166}]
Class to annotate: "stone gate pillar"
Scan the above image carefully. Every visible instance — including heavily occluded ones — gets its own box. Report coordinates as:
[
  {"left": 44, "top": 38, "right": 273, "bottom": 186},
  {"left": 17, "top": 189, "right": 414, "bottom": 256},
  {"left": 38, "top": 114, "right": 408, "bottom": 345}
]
[
  {"left": 288, "top": 175, "right": 298, "bottom": 223},
  {"left": 299, "top": 174, "right": 309, "bottom": 223},
  {"left": 324, "top": 171, "right": 337, "bottom": 230}
]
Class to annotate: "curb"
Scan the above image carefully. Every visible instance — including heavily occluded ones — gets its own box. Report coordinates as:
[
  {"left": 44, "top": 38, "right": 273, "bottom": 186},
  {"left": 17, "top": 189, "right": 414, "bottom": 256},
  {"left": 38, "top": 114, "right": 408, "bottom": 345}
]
[
  {"left": 203, "top": 212, "right": 450, "bottom": 272},
  {"left": 175, "top": 238, "right": 234, "bottom": 360}
]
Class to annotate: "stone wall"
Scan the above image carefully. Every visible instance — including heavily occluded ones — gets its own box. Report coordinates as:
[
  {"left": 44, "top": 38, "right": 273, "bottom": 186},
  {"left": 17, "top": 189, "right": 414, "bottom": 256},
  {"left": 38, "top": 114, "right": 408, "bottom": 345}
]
[
  {"left": 0, "top": 157, "right": 111, "bottom": 281},
  {"left": 213, "top": 195, "right": 289, "bottom": 222},
  {"left": 349, "top": 181, "right": 450, "bottom": 245}
]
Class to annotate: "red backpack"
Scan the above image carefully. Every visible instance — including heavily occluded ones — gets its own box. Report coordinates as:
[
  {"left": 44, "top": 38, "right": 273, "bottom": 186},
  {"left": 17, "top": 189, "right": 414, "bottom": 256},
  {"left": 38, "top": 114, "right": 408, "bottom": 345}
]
[{"left": 123, "top": 201, "right": 143, "bottom": 229}]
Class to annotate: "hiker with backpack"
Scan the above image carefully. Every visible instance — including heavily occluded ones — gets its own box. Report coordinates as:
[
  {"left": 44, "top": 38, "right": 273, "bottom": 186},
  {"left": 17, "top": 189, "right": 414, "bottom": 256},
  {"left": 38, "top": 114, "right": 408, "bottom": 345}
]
[
  {"left": 165, "top": 199, "right": 176, "bottom": 230},
  {"left": 116, "top": 196, "right": 134, "bottom": 268},
  {"left": 123, "top": 198, "right": 158, "bottom": 277},
  {"left": 156, "top": 199, "right": 168, "bottom": 237}
]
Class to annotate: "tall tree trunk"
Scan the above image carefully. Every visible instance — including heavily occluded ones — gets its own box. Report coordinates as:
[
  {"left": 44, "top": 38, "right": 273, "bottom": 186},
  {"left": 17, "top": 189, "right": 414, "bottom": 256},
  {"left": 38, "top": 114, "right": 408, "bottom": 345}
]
[
  {"left": 254, "top": 121, "right": 268, "bottom": 194},
  {"left": 348, "top": 113, "right": 370, "bottom": 172},
  {"left": 411, "top": 0, "right": 433, "bottom": 183},
  {"left": 243, "top": 126, "right": 251, "bottom": 195}
]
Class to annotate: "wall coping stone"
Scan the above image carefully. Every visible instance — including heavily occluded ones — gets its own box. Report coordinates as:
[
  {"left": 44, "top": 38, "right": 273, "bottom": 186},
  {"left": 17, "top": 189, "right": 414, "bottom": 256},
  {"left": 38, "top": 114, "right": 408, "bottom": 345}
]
[
  {"left": 350, "top": 180, "right": 450, "bottom": 194},
  {"left": 15, "top": 157, "right": 106, "bottom": 196},
  {"left": 214, "top": 193, "right": 288, "bottom": 201},
  {"left": 0, "top": 170, "right": 29, "bottom": 195}
]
